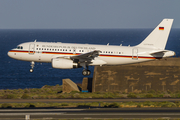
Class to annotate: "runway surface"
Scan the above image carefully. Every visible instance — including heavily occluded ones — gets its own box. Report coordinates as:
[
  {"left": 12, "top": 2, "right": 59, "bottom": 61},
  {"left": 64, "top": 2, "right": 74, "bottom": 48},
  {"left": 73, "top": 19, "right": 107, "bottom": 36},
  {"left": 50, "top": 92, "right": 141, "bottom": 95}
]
[
  {"left": 1, "top": 108, "right": 180, "bottom": 119},
  {"left": 1, "top": 99, "right": 180, "bottom": 119},
  {"left": 0, "top": 98, "right": 180, "bottom": 103}
]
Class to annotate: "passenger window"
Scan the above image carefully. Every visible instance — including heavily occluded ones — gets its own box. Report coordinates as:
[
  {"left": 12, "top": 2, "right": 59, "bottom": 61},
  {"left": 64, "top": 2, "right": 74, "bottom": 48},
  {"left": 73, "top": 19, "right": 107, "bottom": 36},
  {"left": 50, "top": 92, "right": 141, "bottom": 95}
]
[{"left": 39, "top": 48, "right": 41, "bottom": 50}]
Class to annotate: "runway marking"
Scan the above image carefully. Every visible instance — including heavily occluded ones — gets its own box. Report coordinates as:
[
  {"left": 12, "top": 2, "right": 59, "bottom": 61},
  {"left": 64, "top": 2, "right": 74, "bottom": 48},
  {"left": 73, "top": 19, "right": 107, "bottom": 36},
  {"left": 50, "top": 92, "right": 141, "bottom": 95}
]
[{"left": 84, "top": 117, "right": 92, "bottom": 119}]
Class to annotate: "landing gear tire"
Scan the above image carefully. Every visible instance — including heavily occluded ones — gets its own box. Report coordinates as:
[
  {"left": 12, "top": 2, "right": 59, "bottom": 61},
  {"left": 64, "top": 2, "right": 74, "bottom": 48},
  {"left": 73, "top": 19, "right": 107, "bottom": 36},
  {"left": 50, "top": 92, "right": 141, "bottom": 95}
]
[
  {"left": 82, "top": 69, "right": 91, "bottom": 76},
  {"left": 30, "top": 61, "right": 35, "bottom": 73},
  {"left": 30, "top": 69, "right": 33, "bottom": 73},
  {"left": 82, "top": 70, "right": 87, "bottom": 76},
  {"left": 87, "top": 70, "right": 91, "bottom": 76}
]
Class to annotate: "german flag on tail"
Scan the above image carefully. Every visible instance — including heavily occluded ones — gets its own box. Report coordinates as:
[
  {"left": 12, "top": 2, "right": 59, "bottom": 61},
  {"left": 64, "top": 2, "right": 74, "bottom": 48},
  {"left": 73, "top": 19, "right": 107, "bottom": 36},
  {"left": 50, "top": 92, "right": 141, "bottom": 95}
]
[{"left": 159, "top": 27, "right": 164, "bottom": 30}]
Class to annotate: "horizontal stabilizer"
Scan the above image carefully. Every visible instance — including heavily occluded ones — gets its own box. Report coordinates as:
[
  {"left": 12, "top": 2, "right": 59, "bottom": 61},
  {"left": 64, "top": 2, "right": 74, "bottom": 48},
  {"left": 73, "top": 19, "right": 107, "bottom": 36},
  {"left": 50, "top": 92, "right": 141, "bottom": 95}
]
[{"left": 149, "top": 50, "right": 169, "bottom": 55}]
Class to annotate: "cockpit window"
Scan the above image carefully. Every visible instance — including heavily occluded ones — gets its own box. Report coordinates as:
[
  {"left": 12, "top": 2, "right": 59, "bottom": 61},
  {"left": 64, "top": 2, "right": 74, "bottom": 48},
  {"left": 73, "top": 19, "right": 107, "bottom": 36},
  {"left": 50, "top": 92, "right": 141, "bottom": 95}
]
[{"left": 17, "top": 46, "right": 23, "bottom": 49}]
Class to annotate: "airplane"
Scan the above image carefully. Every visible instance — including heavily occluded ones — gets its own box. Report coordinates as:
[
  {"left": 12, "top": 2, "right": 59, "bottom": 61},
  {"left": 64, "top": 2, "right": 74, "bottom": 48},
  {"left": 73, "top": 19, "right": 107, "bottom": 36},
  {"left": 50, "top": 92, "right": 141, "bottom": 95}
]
[{"left": 8, "top": 19, "right": 175, "bottom": 76}]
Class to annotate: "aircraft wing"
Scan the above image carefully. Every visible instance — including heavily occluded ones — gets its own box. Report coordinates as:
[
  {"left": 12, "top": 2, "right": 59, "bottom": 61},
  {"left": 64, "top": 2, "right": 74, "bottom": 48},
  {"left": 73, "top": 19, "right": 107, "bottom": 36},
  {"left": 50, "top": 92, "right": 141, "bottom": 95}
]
[
  {"left": 54, "top": 50, "right": 106, "bottom": 67},
  {"left": 70, "top": 50, "right": 100, "bottom": 61}
]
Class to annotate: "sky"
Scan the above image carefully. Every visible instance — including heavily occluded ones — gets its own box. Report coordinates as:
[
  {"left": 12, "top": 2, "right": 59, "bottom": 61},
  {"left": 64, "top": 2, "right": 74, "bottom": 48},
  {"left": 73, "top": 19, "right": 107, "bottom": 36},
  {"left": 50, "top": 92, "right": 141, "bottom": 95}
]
[{"left": 0, "top": 0, "right": 179, "bottom": 29}]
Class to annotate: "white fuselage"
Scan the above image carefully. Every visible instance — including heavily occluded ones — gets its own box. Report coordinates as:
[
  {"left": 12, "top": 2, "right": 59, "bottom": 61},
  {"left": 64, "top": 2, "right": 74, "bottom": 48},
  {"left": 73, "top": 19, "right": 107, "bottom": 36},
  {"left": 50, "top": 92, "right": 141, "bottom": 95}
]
[
  {"left": 7, "top": 19, "right": 176, "bottom": 76},
  {"left": 7, "top": 42, "right": 175, "bottom": 66}
]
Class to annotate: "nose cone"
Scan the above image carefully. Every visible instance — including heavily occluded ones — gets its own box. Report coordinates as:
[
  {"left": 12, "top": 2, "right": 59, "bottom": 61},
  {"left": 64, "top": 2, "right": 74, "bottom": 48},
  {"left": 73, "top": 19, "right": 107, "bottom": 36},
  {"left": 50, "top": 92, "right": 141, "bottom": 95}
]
[{"left": 7, "top": 50, "right": 14, "bottom": 58}]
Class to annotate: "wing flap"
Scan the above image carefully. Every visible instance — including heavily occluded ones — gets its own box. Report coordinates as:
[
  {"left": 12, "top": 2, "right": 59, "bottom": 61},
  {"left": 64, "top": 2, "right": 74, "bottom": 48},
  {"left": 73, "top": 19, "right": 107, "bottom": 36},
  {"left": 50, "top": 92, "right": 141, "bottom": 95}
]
[{"left": 71, "top": 50, "right": 100, "bottom": 60}]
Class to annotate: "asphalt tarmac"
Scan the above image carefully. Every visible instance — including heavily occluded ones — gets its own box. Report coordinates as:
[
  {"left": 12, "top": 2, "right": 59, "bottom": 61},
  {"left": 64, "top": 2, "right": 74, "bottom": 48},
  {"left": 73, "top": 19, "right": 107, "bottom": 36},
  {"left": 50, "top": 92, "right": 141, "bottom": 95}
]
[
  {"left": 0, "top": 108, "right": 180, "bottom": 119},
  {"left": 1, "top": 99, "right": 180, "bottom": 119}
]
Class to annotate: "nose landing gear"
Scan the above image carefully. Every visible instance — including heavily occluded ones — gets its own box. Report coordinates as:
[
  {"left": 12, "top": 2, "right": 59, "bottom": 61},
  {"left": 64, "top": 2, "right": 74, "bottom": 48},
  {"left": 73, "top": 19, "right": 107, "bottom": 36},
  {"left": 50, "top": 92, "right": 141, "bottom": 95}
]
[{"left": 30, "top": 61, "right": 35, "bottom": 73}]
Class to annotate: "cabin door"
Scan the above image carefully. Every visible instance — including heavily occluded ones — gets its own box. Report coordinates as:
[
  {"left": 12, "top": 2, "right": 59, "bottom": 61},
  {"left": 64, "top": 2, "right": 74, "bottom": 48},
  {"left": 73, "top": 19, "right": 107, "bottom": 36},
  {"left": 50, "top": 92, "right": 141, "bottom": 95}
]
[
  {"left": 29, "top": 44, "right": 35, "bottom": 54},
  {"left": 132, "top": 48, "right": 138, "bottom": 60}
]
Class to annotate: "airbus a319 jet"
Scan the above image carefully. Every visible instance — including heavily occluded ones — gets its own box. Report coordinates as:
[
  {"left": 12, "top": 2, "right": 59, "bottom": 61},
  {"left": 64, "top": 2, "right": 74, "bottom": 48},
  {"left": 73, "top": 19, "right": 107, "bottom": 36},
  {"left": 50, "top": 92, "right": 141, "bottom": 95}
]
[{"left": 8, "top": 19, "right": 175, "bottom": 76}]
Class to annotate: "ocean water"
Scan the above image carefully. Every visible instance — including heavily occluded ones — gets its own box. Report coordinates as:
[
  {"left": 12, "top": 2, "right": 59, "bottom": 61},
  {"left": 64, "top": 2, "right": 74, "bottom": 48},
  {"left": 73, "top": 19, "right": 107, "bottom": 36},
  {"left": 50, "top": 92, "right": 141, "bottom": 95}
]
[{"left": 0, "top": 29, "right": 180, "bottom": 89}]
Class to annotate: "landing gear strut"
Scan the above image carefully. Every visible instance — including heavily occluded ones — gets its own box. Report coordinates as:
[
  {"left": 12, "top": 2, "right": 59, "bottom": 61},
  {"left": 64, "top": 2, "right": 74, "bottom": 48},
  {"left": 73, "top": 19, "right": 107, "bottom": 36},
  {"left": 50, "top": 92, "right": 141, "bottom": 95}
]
[
  {"left": 30, "top": 61, "right": 35, "bottom": 73},
  {"left": 82, "top": 66, "right": 91, "bottom": 76}
]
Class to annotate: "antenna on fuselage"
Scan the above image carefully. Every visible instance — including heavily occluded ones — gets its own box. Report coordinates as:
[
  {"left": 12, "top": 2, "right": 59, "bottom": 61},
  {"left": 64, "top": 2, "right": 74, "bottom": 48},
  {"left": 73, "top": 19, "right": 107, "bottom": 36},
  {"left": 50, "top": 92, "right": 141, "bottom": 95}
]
[
  {"left": 120, "top": 44, "right": 122, "bottom": 46},
  {"left": 34, "top": 39, "right": 37, "bottom": 42},
  {"left": 107, "top": 43, "right": 109, "bottom": 46}
]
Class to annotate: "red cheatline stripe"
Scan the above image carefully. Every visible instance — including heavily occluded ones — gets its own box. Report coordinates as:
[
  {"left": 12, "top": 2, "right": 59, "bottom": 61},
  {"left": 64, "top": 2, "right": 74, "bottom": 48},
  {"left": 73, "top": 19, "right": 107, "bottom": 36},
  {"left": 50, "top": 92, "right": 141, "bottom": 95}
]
[
  {"left": 9, "top": 50, "right": 28, "bottom": 53},
  {"left": 9, "top": 50, "right": 161, "bottom": 59},
  {"left": 99, "top": 55, "right": 159, "bottom": 59}
]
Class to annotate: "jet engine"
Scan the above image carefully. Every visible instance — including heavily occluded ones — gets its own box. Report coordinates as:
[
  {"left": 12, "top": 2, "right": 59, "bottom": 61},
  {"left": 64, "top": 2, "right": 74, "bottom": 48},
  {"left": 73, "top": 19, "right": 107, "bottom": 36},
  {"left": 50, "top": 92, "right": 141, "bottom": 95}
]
[{"left": 51, "top": 58, "right": 80, "bottom": 69}]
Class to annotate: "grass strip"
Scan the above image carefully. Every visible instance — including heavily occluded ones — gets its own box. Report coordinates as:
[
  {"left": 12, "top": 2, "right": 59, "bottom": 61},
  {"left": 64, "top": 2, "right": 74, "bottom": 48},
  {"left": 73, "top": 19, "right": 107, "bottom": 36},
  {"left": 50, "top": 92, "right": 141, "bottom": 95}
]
[
  {"left": 1, "top": 85, "right": 180, "bottom": 99},
  {"left": 1, "top": 101, "right": 180, "bottom": 108}
]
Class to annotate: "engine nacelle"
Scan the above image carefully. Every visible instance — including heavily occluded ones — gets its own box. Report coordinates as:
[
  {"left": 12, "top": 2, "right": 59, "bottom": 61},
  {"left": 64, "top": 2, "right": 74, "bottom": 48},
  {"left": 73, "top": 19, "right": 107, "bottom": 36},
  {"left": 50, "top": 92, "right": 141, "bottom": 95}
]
[{"left": 52, "top": 58, "right": 79, "bottom": 69}]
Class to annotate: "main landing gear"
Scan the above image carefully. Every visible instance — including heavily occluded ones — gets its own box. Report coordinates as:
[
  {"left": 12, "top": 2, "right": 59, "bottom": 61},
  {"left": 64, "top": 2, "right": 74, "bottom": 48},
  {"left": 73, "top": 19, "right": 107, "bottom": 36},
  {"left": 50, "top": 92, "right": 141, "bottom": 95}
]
[
  {"left": 30, "top": 61, "right": 35, "bottom": 73},
  {"left": 82, "top": 66, "right": 91, "bottom": 76}
]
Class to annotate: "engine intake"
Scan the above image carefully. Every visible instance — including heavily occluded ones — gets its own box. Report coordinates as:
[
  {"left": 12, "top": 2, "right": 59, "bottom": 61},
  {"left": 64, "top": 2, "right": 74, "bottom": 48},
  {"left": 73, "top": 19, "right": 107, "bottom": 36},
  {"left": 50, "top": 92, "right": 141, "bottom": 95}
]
[{"left": 52, "top": 58, "right": 80, "bottom": 69}]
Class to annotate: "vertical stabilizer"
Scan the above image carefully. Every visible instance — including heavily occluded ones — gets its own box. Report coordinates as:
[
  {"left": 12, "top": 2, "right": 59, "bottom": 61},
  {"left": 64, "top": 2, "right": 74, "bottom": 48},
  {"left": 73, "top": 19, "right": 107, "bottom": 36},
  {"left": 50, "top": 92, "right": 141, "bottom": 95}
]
[{"left": 137, "top": 19, "right": 174, "bottom": 49}]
